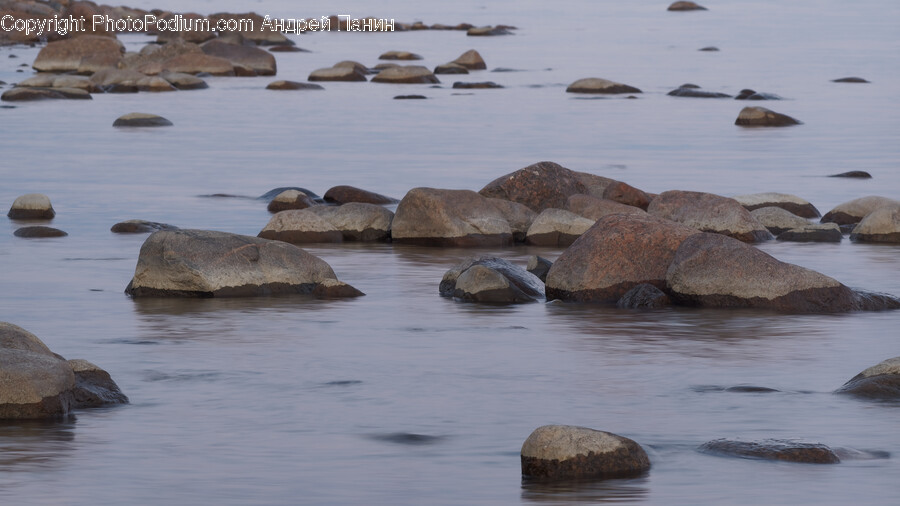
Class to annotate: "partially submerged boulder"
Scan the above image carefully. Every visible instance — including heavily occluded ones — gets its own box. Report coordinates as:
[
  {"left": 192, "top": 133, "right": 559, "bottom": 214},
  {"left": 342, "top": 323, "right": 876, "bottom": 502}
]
[
  {"left": 267, "top": 190, "right": 317, "bottom": 213},
  {"left": 750, "top": 207, "right": 811, "bottom": 235},
  {"left": 521, "top": 425, "right": 650, "bottom": 481},
  {"left": 850, "top": 205, "right": 900, "bottom": 243},
  {"left": 668, "top": 1, "right": 708, "bottom": 11},
  {"left": 776, "top": 223, "right": 842, "bottom": 243},
  {"left": 32, "top": 35, "right": 124, "bottom": 73},
  {"left": 8, "top": 193, "right": 55, "bottom": 219},
  {"left": 617, "top": 284, "right": 671, "bottom": 309},
  {"left": 735, "top": 106, "right": 801, "bottom": 127},
  {"left": 14, "top": 226, "right": 67, "bottom": 238},
  {"left": 822, "top": 196, "right": 900, "bottom": 226},
  {"left": 566, "top": 78, "right": 641, "bottom": 94},
  {"left": 111, "top": 220, "right": 179, "bottom": 234},
  {"left": 371, "top": 66, "right": 440, "bottom": 84},
  {"left": 391, "top": 188, "right": 515, "bottom": 246},
  {"left": 308, "top": 66, "right": 367, "bottom": 82},
  {"left": 200, "top": 39, "right": 277, "bottom": 76},
  {"left": 258, "top": 209, "right": 344, "bottom": 243},
  {"left": 450, "top": 49, "right": 486, "bottom": 70},
  {"left": 566, "top": 194, "right": 646, "bottom": 221},
  {"left": 648, "top": 190, "right": 773, "bottom": 242},
  {"left": 323, "top": 185, "right": 398, "bottom": 205},
  {"left": 835, "top": 356, "right": 900, "bottom": 399},
  {"left": 734, "top": 192, "right": 821, "bottom": 218},
  {"left": 440, "top": 257, "right": 544, "bottom": 303},
  {"left": 699, "top": 439, "right": 839, "bottom": 464},
  {"left": 113, "top": 113, "right": 173, "bottom": 127},
  {"left": 305, "top": 203, "right": 394, "bottom": 241}
]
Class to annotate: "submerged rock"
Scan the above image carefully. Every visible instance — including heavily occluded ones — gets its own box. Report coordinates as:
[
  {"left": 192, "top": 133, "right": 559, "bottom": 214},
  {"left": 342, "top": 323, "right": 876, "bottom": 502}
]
[
  {"left": 648, "top": 190, "right": 773, "bottom": 242},
  {"left": 433, "top": 63, "right": 468, "bottom": 75},
  {"left": 668, "top": 1, "right": 708, "bottom": 11},
  {"left": 440, "top": 257, "right": 544, "bottom": 303},
  {"left": 566, "top": 78, "right": 641, "bottom": 94},
  {"left": 266, "top": 80, "right": 324, "bottom": 90},
  {"left": 8, "top": 193, "right": 55, "bottom": 219},
  {"left": 831, "top": 77, "right": 869, "bottom": 83},
  {"left": 14, "top": 226, "right": 67, "bottom": 238},
  {"left": 201, "top": 39, "right": 277, "bottom": 76},
  {"left": 828, "top": 171, "right": 872, "bottom": 179},
  {"left": 734, "top": 89, "right": 782, "bottom": 101},
  {"left": 452, "top": 81, "right": 503, "bottom": 89},
  {"left": 835, "top": 356, "right": 900, "bottom": 399},
  {"left": 111, "top": 220, "right": 179, "bottom": 234},
  {"left": 68, "top": 359, "right": 129, "bottom": 407},
  {"left": 617, "top": 283, "right": 671, "bottom": 309},
  {"left": 699, "top": 439, "right": 840, "bottom": 464},
  {"left": 735, "top": 106, "right": 801, "bottom": 127},
  {"left": 467, "top": 26, "right": 513, "bottom": 36},
  {"left": 734, "top": 192, "right": 821, "bottom": 218},
  {"left": 113, "top": 113, "right": 173, "bottom": 127},
  {"left": 776, "top": 223, "right": 842, "bottom": 243},
  {"left": 323, "top": 185, "right": 398, "bottom": 205},
  {"left": 521, "top": 425, "right": 651, "bottom": 481},
  {"left": 667, "top": 86, "right": 731, "bottom": 98},
  {"left": 850, "top": 205, "right": 900, "bottom": 243}
]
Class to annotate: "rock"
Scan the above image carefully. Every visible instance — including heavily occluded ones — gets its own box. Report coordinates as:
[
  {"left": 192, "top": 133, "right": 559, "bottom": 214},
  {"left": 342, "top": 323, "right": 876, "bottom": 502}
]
[
  {"left": 440, "top": 257, "right": 544, "bottom": 303},
  {"left": 125, "top": 229, "right": 355, "bottom": 298},
  {"left": 467, "top": 26, "right": 513, "bottom": 36},
  {"left": 163, "top": 53, "right": 234, "bottom": 76},
  {"left": 137, "top": 76, "right": 177, "bottom": 92},
  {"left": 371, "top": 66, "right": 440, "bottom": 84},
  {"left": 648, "top": 190, "right": 772, "bottom": 242},
  {"left": 394, "top": 95, "right": 427, "bottom": 99},
  {"left": 734, "top": 192, "right": 821, "bottom": 218},
  {"left": 258, "top": 187, "right": 322, "bottom": 203},
  {"left": 8, "top": 193, "right": 55, "bottom": 219},
  {"left": 525, "top": 209, "right": 595, "bottom": 247},
  {"left": 1, "top": 87, "right": 91, "bottom": 101},
  {"left": 832, "top": 77, "right": 869, "bottom": 83},
  {"left": 0, "top": 322, "right": 55, "bottom": 356},
  {"left": 850, "top": 205, "right": 900, "bottom": 243},
  {"left": 617, "top": 283, "right": 671, "bottom": 309},
  {"left": 266, "top": 80, "right": 324, "bottom": 90},
  {"left": 333, "top": 60, "right": 371, "bottom": 75},
  {"left": 666, "top": 232, "right": 897, "bottom": 312},
  {"left": 749, "top": 207, "right": 811, "bottom": 235},
  {"left": 452, "top": 81, "right": 503, "bottom": 89},
  {"left": 566, "top": 194, "right": 646, "bottom": 221},
  {"left": 113, "top": 113, "right": 173, "bottom": 127},
  {"left": 324, "top": 185, "right": 398, "bottom": 205},
  {"left": 835, "top": 356, "right": 900, "bottom": 399},
  {"left": 777, "top": 223, "right": 843, "bottom": 243},
  {"left": 450, "top": 49, "right": 486, "bottom": 70},
  {"left": 311, "top": 279, "right": 365, "bottom": 299},
  {"left": 305, "top": 203, "right": 394, "bottom": 241},
  {"left": 602, "top": 181, "right": 652, "bottom": 210},
  {"left": 479, "top": 161, "right": 589, "bottom": 212},
  {"left": 487, "top": 198, "right": 538, "bottom": 242},
  {"left": 308, "top": 66, "right": 367, "bottom": 82},
  {"left": 433, "top": 64, "right": 469, "bottom": 75},
  {"left": 735, "top": 106, "right": 801, "bottom": 127},
  {"left": 111, "top": 220, "right": 179, "bottom": 234},
  {"left": 200, "top": 39, "right": 277, "bottom": 76},
  {"left": 668, "top": 1, "right": 708, "bottom": 11},
  {"left": 698, "top": 46, "right": 719, "bottom": 51},
  {"left": 89, "top": 68, "right": 148, "bottom": 92},
  {"left": 14, "top": 226, "right": 67, "bottom": 238},
  {"left": 18, "top": 74, "right": 96, "bottom": 92},
  {"left": 32, "top": 35, "right": 123, "bottom": 73},
  {"left": 267, "top": 190, "right": 317, "bottom": 213},
  {"left": 68, "top": 359, "right": 129, "bottom": 407},
  {"left": 269, "top": 45, "right": 308, "bottom": 53},
  {"left": 160, "top": 71, "right": 208, "bottom": 90},
  {"left": 391, "top": 188, "right": 515, "bottom": 247},
  {"left": 258, "top": 209, "right": 344, "bottom": 243},
  {"left": 734, "top": 89, "right": 782, "bottom": 100},
  {"left": 828, "top": 171, "right": 872, "bottom": 179},
  {"left": 379, "top": 50, "right": 423, "bottom": 60},
  {"left": 527, "top": 256, "right": 553, "bottom": 283},
  {"left": 822, "top": 196, "right": 900, "bottom": 225},
  {"left": 546, "top": 214, "right": 700, "bottom": 303},
  {"left": 521, "top": 425, "right": 651, "bottom": 481},
  {"left": 699, "top": 439, "right": 839, "bottom": 464},
  {"left": 667, "top": 86, "right": 731, "bottom": 98},
  {"left": 566, "top": 78, "right": 641, "bottom": 94}
]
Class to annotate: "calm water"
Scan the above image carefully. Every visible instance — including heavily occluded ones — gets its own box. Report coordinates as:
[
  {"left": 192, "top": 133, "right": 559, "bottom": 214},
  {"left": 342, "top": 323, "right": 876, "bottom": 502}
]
[{"left": 1, "top": 1, "right": 899, "bottom": 504}]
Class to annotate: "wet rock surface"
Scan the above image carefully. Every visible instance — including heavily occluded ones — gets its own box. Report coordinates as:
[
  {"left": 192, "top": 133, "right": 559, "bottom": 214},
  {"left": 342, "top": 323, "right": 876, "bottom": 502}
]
[
  {"left": 110, "top": 220, "right": 179, "bottom": 234},
  {"left": 14, "top": 226, "right": 67, "bottom": 238},
  {"left": 258, "top": 209, "right": 344, "bottom": 244},
  {"left": 113, "top": 113, "right": 173, "bottom": 127},
  {"left": 835, "top": 356, "right": 900, "bottom": 399},
  {"left": 440, "top": 257, "right": 544, "bottom": 303},
  {"left": 699, "top": 439, "right": 840, "bottom": 464},
  {"left": 521, "top": 425, "right": 651, "bottom": 481}
]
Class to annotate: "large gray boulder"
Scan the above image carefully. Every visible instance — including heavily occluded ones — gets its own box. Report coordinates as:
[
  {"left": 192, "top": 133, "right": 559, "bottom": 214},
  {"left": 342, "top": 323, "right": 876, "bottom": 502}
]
[
  {"left": 306, "top": 203, "right": 394, "bottom": 241},
  {"left": 8, "top": 193, "right": 55, "bottom": 219},
  {"left": 850, "top": 205, "right": 900, "bottom": 243},
  {"left": 835, "top": 356, "right": 900, "bottom": 399},
  {"left": 479, "top": 161, "right": 589, "bottom": 212},
  {"left": 521, "top": 425, "right": 650, "bottom": 481},
  {"left": 734, "top": 192, "right": 821, "bottom": 218},
  {"left": 648, "top": 190, "right": 773, "bottom": 242},
  {"left": 391, "top": 188, "right": 515, "bottom": 246},
  {"left": 125, "top": 229, "right": 361, "bottom": 297},
  {"left": 821, "top": 196, "right": 900, "bottom": 226},
  {"left": 440, "top": 257, "right": 544, "bottom": 303}
]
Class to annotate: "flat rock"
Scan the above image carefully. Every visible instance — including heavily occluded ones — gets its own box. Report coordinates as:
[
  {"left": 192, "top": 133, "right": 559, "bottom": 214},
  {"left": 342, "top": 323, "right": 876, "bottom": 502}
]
[
  {"left": 648, "top": 190, "right": 773, "bottom": 242},
  {"left": 201, "top": 39, "right": 277, "bottom": 76},
  {"left": 394, "top": 95, "right": 427, "bottom": 99},
  {"left": 668, "top": 1, "right": 708, "bottom": 11},
  {"left": 521, "top": 425, "right": 650, "bottom": 481},
  {"left": 371, "top": 66, "right": 439, "bottom": 84},
  {"left": 828, "top": 171, "right": 872, "bottom": 179},
  {"left": 111, "top": 220, "right": 179, "bottom": 234},
  {"left": 391, "top": 188, "right": 514, "bottom": 247},
  {"left": 8, "top": 193, "right": 55, "bottom": 219},
  {"left": 324, "top": 185, "right": 398, "bottom": 205},
  {"left": 32, "top": 35, "right": 123, "bottom": 73},
  {"left": 850, "top": 205, "right": 900, "bottom": 243},
  {"left": 735, "top": 106, "right": 801, "bottom": 126},
  {"left": 822, "top": 196, "right": 900, "bottom": 225},
  {"left": 479, "top": 161, "right": 589, "bottom": 212},
  {"left": 734, "top": 192, "right": 821, "bottom": 218},
  {"left": 566, "top": 78, "right": 641, "bottom": 94},
  {"left": 467, "top": 26, "right": 513, "bottom": 36},
  {"left": 440, "top": 257, "right": 544, "bottom": 303},
  {"left": 266, "top": 80, "right": 324, "bottom": 90},
  {"left": 308, "top": 66, "right": 367, "bottom": 82},
  {"left": 113, "top": 113, "right": 173, "bottom": 127},
  {"left": 14, "top": 226, "right": 67, "bottom": 238},
  {"left": 267, "top": 190, "right": 317, "bottom": 213},
  {"left": 525, "top": 208, "right": 595, "bottom": 247},
  {"left": 835, "top": 356, "right": 900, "bottom": 399},
  {"left": 617, "top": 283, "right": 671, "bottom": 309},
  {"left": 125, "top": 229, "right": 356, "bottom": 297},
  {"left": 699, "top": 439, "right": 839, "bottom": 464},
  {"left": 452, "top": 81, "right": 503, "bottom": 89},
  {"left": 450, "top": 49, "right": 486, "bottom": 70},
  {"left": 1, "top": 87, "right": 92, "bottom": 101},
  {"left": 258, "top": 209, "right": 344, "bottom": 243},
  {"left": 667, "top": 86, "right": 731, "bottom": 98},
  {"left": 750, "top": 207, "right": 811, "bottom": 235},
  {"left": 777, "top": 223, "right": 843, "bottom": 242},
  {"left": 734, "top": 89, "right": 782, "bottom": 100},
  {"left": 163, "top": 53, "right": 235, "bottom": 76},
  {"left": 305, "top": 203, "right": 394, "bottom": 241},
  {"left": 832, "top": 77, "right": 869, "bottom": 83},
  {"left": 566, "top": 194, "right": 647, "bottom": 221},
  {"left": 545, "top": 213, "right": 700, "bottom": 303}
]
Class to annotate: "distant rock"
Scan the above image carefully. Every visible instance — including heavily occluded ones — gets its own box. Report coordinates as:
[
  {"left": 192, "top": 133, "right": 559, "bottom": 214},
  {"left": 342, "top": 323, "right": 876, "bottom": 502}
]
[
  {"left": 734, "top": 89, "right": 782, "bottom": 100},
  {"left": 776, "top": 223, "right": 843, "bottom": 243},
  {"left": 566, "top": 194, "right": 647, "bottom": 221},
  {"left": 379, "top": 50, "right": 423, "bottom": 61},
  {"left": 14, "top": 226, "right": 67, "bottom": 238},
  {"left": 32, "top": 35, "right": 123, "bottom": 73},
  {"left": 734, "top": 192, "right": 821, "bottom": 218},
  {"left": 394, "top": 94, "right": 427, "bottom": 99},
  {"left": 821, "top": 196, "right": 900, "bottom": 225},
  {"left": 828, "top": 171, "right": 872, "bottom": 179},
  {"left": 648, "top": 190, "right": 773, "bottom": 242},
  {"left": 267, "top": 190, "right": 317, "bottom": 213},
  {"left": 521, "top": 425, "right": 650, "bottom": 481},
  {"left": 333, "top": 61, "right": 371, "bottom": 75},
  {"left": 113, "top": 113, "right": 173, "bottom": 127},
  {"left": 735, "top": 106, "right": 801, "bottom": 127},
  {"left": 750, "top": 207, "right": 811, "bottom": 235},
  {"left": 566, "top": 78, "right": 641, "bottom": 94},
  {"left": 391, "top": 188, "right": 515, "bottom": 246},
  {"left": 526, "top": 255, "right": 553, "bottom": 283},
  {"left": 850, "top": 205, "right": 900, "bottom": 243},
  {"left": 7, "top": 193, "right": 55, "bottom": 219},
  {"left": 1, "top": 87, "right": 92, "bottom": 101},
  {"left": 269, "top": 45, "right": 307, "bottom": 53},
  {"left": 835, "top": 356, "right": 900, "bottom": 399},
  {"left": 450, "top": 49, "right": 487, "bottom": 70},
  {"left": 440, "top": 257, "right": 544, "bottom": 303},
  {"left": 200, "top": 38, "right": 280, "bottom": 75},
  {"left": 163, "top": 53, "right": 235, "bottom": 76},
  {"left": 525, "top": 209, "right": 595, "bottom": 247},
  {"left": 324, "top": 185, "right": 398, "bottom": 205},
  {"left": 617, "top": 283, "right": 671, "bottom": 309},
  {"left": 111, "top": 220, "right": 179, "bottom": 234},
  {"left": 467, "top": 26, "right": 513, "bottom": 36},
  {"left": 667, "top": 85, "right": 731, "bottom": 98},
  {"left": 160, "top": 71, "right": 208, "bottom": 90},
  {"left": 452, "top": 81, "right": 503, "bottom": 89},
  {"left": 479, "top": 161, "right": 589, "bottom": 212},
  {"left": 668, "top": 1, "right": 708, "bottom": 11},
  {"left": 371, "top": 66, "right": 440, "bottom": 84},
  {"left": 698, "top": 46, "right": 719, "bottom": 52},
  {"left": 699, "top": 439, "right": 839, "bottom": 464},
  {"left": 831, "top": 77, "right": 869, "bottom": 83},
  {"left": 266, "top": 80, "right": 324, "bottom": 90},
  {"left": 433, "top": 63, "right": 468, "bottom": 75}
]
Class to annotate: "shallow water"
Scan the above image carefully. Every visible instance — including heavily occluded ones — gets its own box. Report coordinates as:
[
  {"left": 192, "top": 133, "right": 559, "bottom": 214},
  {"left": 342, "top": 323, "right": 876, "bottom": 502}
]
[{"left": 1, "top": 0, "right": 899, "bottom": 504}]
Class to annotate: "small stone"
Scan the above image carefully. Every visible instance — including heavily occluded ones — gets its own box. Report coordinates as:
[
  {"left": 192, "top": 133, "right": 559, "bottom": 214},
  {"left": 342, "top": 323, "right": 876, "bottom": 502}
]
[
  {"left": 525, "top": 209, "right": 595, "bottom": 247},
  {"left": 668, "top": 1, "right": 708, "bottom": 11},
  {"left": 14, "top": 226, "right": 67, "bottom": 238},
  {"left": 566, "top": 78, "right": 641, "bottom": 94},
  {"left": 452, "top": 81, "right": 503, "bottom": 89},
  {"left": 699, "top": 439, "right": 840, "bottom": 464},
  {"left": 467, "top": 26, "right": 513, "bottom": 36},
  {"left": 521, "top": 425, "right": 650, "bottom": 481},
  {"left": 828, "top": 171, "right": 872, "bottom": 179},
  {"left": 160, "top": 72, "right": 208, "bottom": 90},
  {"left": 379, "top": 50, "right": 423, "bottom": 61},
  {"left": 269, "top": 45, "right": 308, "bottom": 53},
  {"left": 750, "top": 207, "right": 811, "bottom": 235},
  {"left": 266, "top": 80, "right": 324, "bottom": 90},
  {"left": 734, "top": 192, "right": 821, "bottom": 218},
  {"left": 8, "top": 193, "right": 55, "bottom": 219},
  {"left": 441, "top": 257, "right": 544, "bottom": 303},
  {"left": 831, "top": 77, "right": 869, "bottom": 83},
  {"left": 311, "top": 279, "right": 365, "bottom": 298},
  {"left": 667, "top": 86, "right": 731, "bottom": 98},
  {"left": 735, "top": 106, "right": 801, "bottom": 127},
  {"left": 68, "top": 359, "right": 129, "bottom": 407}
]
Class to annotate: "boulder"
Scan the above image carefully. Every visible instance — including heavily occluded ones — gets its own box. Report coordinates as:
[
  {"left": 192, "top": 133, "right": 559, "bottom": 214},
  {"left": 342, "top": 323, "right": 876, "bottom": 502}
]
[
  {"left": 258, "top": 209, "right": 344, "bottom": 244},
  {"left": 14, "top": 226, "right": 67, "bottom": 238},
  {"left": 125, "top": 229, "right": 358, "bottom": 297},
  {"left": 699, "top": 439, "right": 839, "bottom": 464},
  {"left": 849, "top": 205, "right": 900, "bottom": 243},
  {"left": 572, "top": 172, "right": 618, "bottom": 199},
  {"left": 648, "top": 190, "right": 773, "bottom": 242},
  {"left": 450, "top": 49, "right": 486, "bottom": 70},
  {"left": 526, "top": 256, "right": 553, "bottom": 283},
  {"left": 479, "top": 161, "right": 589, "bottom": 212},
  {"left": 113, "top": 113, "right": 173, "bottom": 127},
  {"left": 835, "top": 356, "right": 900, "bottom": 399},
  {"left": 160, "top": 71, "right": 208, "bottom": 90},
  {"left": 521, "top": 425, "right": 650, "bottom": 481},
  {"left": 111, "top": 220, "right": 179, "bottom": 234},
  {"left": 750, "top": 207, "right": 811, "bottom": 235},
  {"left": 735, "top": 106, "right": 801, "bottom": 127},
  {"left": 666, "top": 232, "right": 899, "bottom": 312},
  {"left": 333, "top": 61, "right": 371, "bottom": 74},
  {"left": 1, "top": 87, "right": 91, "bottom": 101},
  {"left": 822, "top": 196, "right": 900, "bottom": 225},
  {"left": 163, "top": 53, "right": 234, "bottom": 76},
  {"left": 32, "top": 35, "right": 123, "bottom": 73},
  {"left": 440, "top": 257, "right": 544, "bottom": 303},
  {"left": 323, "top": 185, "right": 398, "bottom": 205},
  {"left": 68, "top": 359, "right": 129, "bottom": 407},
  {"left": 17, "top": 74, "right": 96, "bottom": 92},
  {"left": 371, "top": 66, "right": 440, "bottom": 84},
  {"left": 379, "top": 50, "right": 423, "bottom": 60},
  {"left": 391, "top": 188, "right": 514, "bottom": 247},
  {"left": 467, "top": 26, "right": 513, "bottom": 36},
  {"left": 137, "top": 76, "right": 177, "bottom": 92},
  {"left": 776, "top": 223, "right": 842, "bottom": 243},
  {"left": 308, "top": 66, "right": 367, "bottom": 82},
  {"left": 525, "top": 209, "right": 595, "bottom": 247},
  {"left": 266, "top": 80, "right": 324, "bottom": 90},
  {"left": 312, "top": 279, "right": 365, "bottom": 299},
  {"left": 258, "top": 187, "right": 322, "bottom": 203},
  {"left": 267, "top": 190, "right": 317, "bottom": 213},
  {"left": 487, "top": 198, "right": 537, "bottom": 242},
  {"left": 545, "top": 214, "right": 700, "bottom": 303},
  {"left": 566, "top": 194, "right": 647, "bottom": 221},
  {"left": 433, "top": 63, "right": 468, "bottom": 75},
  {"left": 734, "top": 89, "right": 782, "bottom": 101},
  {"left": 602, "top": 181, "right": 652, "bottom": 210},
  {"left": 452, "top": 81, "right": 503, "bottom": 89},
  {"left": 667, "top": 86, "right": 730, "bottom": 98},
  {"left": 734, "top": 192, "right": 821, "bottom": 218},
  {"left": 8, "top": 193, "right": 55, "bottom": 219},
  {"left": 89, "top": 68, "right": 149, "bottom": 92},
  {"left": 617, "top": 283, "right": 671, "bottom": 309},
  {"left": 828, "top": 171, "right": 872, "bottom": 179},
  {"left": 200, "top": 39, "right": 277, "bottom": 76},
  {"left": 566, "top": 78, "right": 641, "bottom": 94},
  {"left": 668, "top": 1, "right": 708, "bottom": 11},
  {"left": 306, "top": 203, "right": 394, "bottom": 241}
]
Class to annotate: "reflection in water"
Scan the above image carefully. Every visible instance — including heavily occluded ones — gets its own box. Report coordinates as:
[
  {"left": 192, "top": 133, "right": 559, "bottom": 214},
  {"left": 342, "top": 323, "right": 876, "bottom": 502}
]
[
  {"left": 0, "top": 419, "right": 76, "bottom": 473},
  {"left": 521, "top": 476, "right": 649, "bottom": 504}
]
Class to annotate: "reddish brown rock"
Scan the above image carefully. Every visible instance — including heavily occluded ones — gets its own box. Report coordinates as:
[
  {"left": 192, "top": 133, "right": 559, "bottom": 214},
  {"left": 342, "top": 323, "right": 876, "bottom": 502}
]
[
  {"left": 32, "top": 35, "right": 123, "bottom": 73},
  {"left": 163, "top": 53, "right": 234, "bottom": 76},
  {"left": 602, "top": 181, "right": 652, "bottom": 209},
  {"left": 566, "top": 194, "right": 646, "bottom": 221},
  {"left": 648, "top": 190, "right": 773, "bottom": 242},
  {"left": 479, "top": 161, "right": 589, "bottom": 212},
  {"left": 323, "top": 186, "right": 398, "bottom": 205}
]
